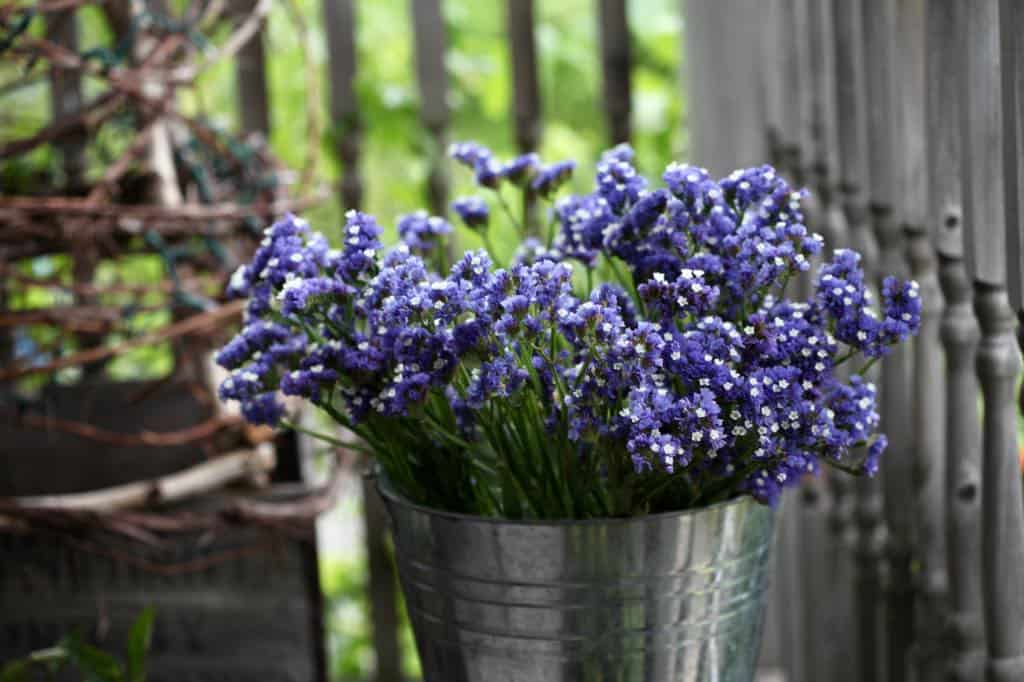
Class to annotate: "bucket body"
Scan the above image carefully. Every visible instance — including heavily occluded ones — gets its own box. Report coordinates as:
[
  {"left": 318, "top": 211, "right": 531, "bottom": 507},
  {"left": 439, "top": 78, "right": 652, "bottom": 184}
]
[{"left": 379, "top": 480, "right": 776, "bottom": 682}]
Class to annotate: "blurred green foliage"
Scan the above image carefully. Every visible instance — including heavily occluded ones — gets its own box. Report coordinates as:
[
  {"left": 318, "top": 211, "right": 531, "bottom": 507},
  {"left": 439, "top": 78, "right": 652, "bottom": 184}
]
[{"left": 184, "top": 0, "right": 687, "bottom": 240}]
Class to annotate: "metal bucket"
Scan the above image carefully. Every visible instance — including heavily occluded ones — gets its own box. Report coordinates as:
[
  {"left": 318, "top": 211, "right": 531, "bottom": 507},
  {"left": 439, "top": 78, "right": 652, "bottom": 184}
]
[{"left": 378, "top": 478, "right": 776, "bottom": 682}]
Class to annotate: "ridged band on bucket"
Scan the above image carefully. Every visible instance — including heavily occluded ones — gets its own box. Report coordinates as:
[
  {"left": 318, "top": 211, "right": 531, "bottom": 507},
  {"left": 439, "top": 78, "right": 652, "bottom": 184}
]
[{"left": 378, "top": 477, "right": 776, "bottom": 682}]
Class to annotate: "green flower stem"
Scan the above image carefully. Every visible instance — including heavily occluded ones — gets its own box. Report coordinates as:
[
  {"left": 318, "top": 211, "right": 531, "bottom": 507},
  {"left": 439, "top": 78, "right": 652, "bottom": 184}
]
[{"left": 492, "top": 188, "right": 524, "bottom": 237}]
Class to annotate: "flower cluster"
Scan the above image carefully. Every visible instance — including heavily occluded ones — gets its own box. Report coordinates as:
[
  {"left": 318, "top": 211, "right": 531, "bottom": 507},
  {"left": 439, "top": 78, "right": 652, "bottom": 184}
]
[{"left": 218, "top": 146, "right": 920, "bottom": 517}]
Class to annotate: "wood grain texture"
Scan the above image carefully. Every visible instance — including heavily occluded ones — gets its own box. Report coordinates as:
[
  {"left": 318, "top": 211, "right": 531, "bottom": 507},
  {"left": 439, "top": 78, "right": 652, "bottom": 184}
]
[
  {"left": 961, "top": 0, "right": 1007, "bottom": 285},
  {"left": 861, "top": 0, "right": 896, "bottom": 205},
  {"left": 928, "top": 0, "right": 965, "bottom": 259},
  {"left": 939, "top": 252, "right": 986, "bottom": 682},
  {"left": 683, "top": 0, "right": 766, "bottom": 175},
  {"left": 1003, "top": 0, "right": 1024, "bottom": 315},
  {"left": 974, "top": 284, "right": 1024, "bottom": 682},
  {"left": 832, "top": 0, "right": 869, "bottom": 200}
]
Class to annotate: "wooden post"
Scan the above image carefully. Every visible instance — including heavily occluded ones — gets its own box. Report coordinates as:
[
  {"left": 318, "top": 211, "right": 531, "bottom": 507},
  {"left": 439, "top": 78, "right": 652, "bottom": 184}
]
[
  {"left": 804, "top": 2, "right": 854, "bottom": 679},
  {"left": 598, "top": 0, "right": 631, "bottom": 146},
  {"left": 862, "top": 2, "right": 916, "bottom": 679},
  {"left": 833, "top": 0, "right": 885, "bottom": 678},
  {"left": 683, "top": 0, "right": 766, "bottom": 175},
  {"left": 930, "top": 9, "right": 986, "bottom": 680},
  {"left": 411, "top": 0, "right": 449, "bottom": 219},
  {"left": 235, "top": 0, "right": 270, "bottom": 137},
  {"left": 894, "top": 1, "right": 950, "bottom": 680},
  {"left": 324, "top": 0, "right": 363, "bottom": 213},
  {"left": 962, "top": 3, "right": 1024, "bottom": 681},
  {"left": 507, "top": 0, "right": 541, "bottom": 235},
  {"left": 761, "top": 0, "right": 786, "bottom": 168}
]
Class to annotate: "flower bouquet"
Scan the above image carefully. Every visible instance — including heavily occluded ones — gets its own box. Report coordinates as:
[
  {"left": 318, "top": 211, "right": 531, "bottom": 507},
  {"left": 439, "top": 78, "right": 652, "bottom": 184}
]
[{"left": 218, "top": 143, "right": 918, "bottom": 681}]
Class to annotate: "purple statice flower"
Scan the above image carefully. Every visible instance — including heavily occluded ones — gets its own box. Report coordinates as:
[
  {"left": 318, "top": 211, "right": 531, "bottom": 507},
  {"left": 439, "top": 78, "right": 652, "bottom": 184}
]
[
  {"left": 397, "top": 210, "right": 453, "bottom": 254},
  {"left": 449, "top": 141, "right": 493, "bottom": 170},
  {"left": 452, "top": 196, "right": 489, "bottom": 229},
  {"left": 279, "top": 276, "right": 355, "bottom": 315},
  {"left": 501, "top": 153, "right": 541, "bottom": 186},
  {"left": 552, "top": 194, "right": 601, "bottom": 267},
  {"left": 531, "top": 161, "right": 576, "bottom": 198},
  {"left": 638, "top": 267, "right": 720, "bottom": 322},
  {"left": 512, "top": 237, "right": 561, "bottom": 266},
  {"left": 863, "top": 435, "right": 888, "bottom": 477},
  {"left": 240, "top": 392, "right": 285, "bottom": 425},
  {"left": 217, "top": 145, "right": 923, "bottom": 519},
  {"left": 878, "top": 277, "right": 921, "bottom": 346},
  {"left": 338, "top": 210, "right": 383, "bottom": 283},
  {"left": 596, "top": 153, "right": 645, "bottom": 214}
]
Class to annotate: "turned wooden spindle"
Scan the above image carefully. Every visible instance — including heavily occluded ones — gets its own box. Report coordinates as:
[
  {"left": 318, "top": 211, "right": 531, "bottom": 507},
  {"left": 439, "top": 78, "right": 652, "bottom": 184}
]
[
  {"left": 832, "top": 1, "right": 883, "bottom": 679},
  {"left": 961, "top": 2, "right": 1024, "bottom": 680},
  {"left": 973, "top": 287, "right": 1024, "bottom": 682},
  {"left": 803, "top": 2, "right": 854, "bottom": 680},
  {"left": 895, "top": 0, "right": 950, "bottom": 679},
  {"left": 862, "top": 1, "right": 916, "bottom": 679},
  {"left": 939, "top": 252, "right": 985, "bottom": 682}
]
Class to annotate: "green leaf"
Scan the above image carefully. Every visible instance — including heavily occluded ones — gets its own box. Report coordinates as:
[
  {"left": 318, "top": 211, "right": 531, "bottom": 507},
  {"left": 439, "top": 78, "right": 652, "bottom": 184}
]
[
  {"left": 62, "top": 633, "right": 124, "bottom": 682},
  {"left": 125, "top": 607, "right": 155, "bottom": 682}
]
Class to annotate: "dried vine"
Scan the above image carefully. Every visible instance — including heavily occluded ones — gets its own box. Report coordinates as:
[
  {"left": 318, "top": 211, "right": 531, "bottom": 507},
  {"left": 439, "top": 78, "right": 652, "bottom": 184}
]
[{"left": 0, "top": 0, "right": 336, "bottom": 559}]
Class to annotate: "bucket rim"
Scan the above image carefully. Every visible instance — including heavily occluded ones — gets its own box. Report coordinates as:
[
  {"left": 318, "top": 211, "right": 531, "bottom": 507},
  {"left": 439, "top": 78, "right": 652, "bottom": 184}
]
[{"left": 374, "top": 471, "right": 768, "bottom": 527}]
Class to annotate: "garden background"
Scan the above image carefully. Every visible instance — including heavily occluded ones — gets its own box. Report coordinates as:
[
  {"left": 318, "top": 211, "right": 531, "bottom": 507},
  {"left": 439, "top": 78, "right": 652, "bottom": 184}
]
[{"left": 2, "top": 1, "right": 686, "bottom": 678}]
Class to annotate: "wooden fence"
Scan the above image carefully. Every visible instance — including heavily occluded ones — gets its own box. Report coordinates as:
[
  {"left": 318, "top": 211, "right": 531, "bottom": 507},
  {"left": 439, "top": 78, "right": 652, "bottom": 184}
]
[
  {"left": 7, "top": 1, "right": 1024, "bottom": 680},
  {"left": 243, "top": 1, "right": 1024, "bottom": 680},
  {"left": 690, "top": 1, "right": 1024, "bottom": 681}
]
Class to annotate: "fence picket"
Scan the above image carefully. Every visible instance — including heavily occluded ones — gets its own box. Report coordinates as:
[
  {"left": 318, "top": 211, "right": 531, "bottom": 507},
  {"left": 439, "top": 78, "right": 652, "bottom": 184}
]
[
  {"left": 894, "top": 1, "right": 950, "bottom": 680},
  {"left": 962, "top": 3, "right": 1024, "bottom": 681},
  {"left": 235, "top": 0, "right": 270, "bottom": 137},
  {"left": 598, "top": 0, "right": 631, "bottom": 145},
  {"left": 507, "top": 0, "right": 542, "bottom": 234},
  {"left": 324, "top": 0, "right": 363, "bottom": 212},
  {"left": 862, "top": 3, "right": 916, "bottom": 679},
  {"left": 411, "top": 0, "right": 449, "bottom": 219}
]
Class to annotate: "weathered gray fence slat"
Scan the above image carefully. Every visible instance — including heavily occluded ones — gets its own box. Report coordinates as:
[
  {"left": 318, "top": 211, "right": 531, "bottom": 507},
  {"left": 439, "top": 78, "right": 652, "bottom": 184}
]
[
  {"left": 863, "top": 2, "right": 915, "bottom": 680},
  {"left": 894, "top": 2, "right": 950, "bottom": 680},
  {"left": 683, "top": 0, "right": 765, "bottom": 176},
  {"left": 235, "top": 0, "right": 270, "bottom": 137},
  {"left": 411, "top": 0, "right": 449, "bottom": 220},
  {"left": 963, "top": 2, "right": 1024, "bottom": 681},
  {"left": 804, "top": 2, "right": 856, "bottom": 680},
  {"left": 830, "top": 9, "right": 884, "bottom": 672},
  {"left": 760, "top": 0, "right": 786, "bottom": 167},
  {"left": 806, "top": 0, "right": 847, "bottom": 254},
  {"left": 780, "top": 5, "right": 812, "bottom": 682},
  {"left": 324, "top": 0, "right": 363, "bottom": 213},
  {"left": 506, "top": 0, "right": 541, "bottom": 235},
  {"left": 598, "top": 0, "right": 631, "bottom": 146},
  {"left": 930, "top": 12, "right": 985, "bottom": 680},
  {"left": 832, "top": 0, "right": 885, "bottom": 679},
  {"left": 1002, "top": 0, "right": 1024, "bottom": 398}
]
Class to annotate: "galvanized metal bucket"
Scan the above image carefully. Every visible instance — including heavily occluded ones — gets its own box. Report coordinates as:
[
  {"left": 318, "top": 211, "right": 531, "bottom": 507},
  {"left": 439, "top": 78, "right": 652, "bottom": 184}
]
[{"left": 378, "top": 478, "right": 777, "bottom": 682}]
